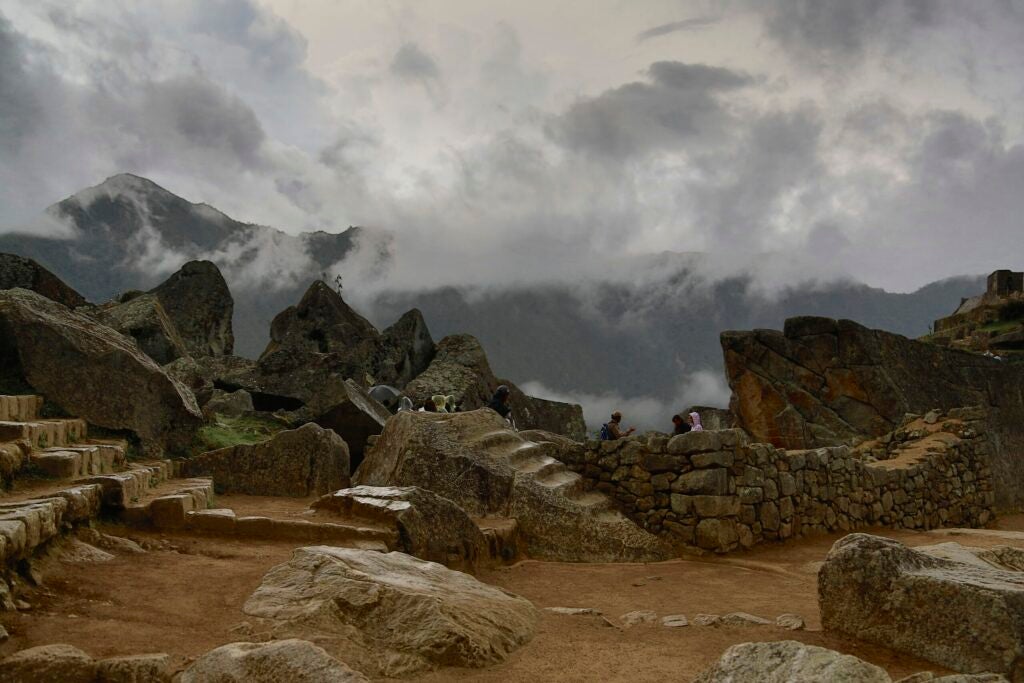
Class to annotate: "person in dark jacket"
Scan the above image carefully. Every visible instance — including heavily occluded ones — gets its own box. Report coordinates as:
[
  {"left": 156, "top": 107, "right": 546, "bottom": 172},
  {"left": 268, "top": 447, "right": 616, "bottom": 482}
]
[
  {"left": 487, "top": 385, "right": 512, "bottom": 418},
  {"left": 606, "top": 411, "right": 636, "bottom": 439},
  {"left": 672, "top": 413, "right": 691, "bottom": 435}
]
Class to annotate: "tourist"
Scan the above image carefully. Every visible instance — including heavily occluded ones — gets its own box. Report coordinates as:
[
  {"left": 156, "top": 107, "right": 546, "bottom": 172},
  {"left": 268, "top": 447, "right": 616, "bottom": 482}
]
[
  {"left": 689, "top": 411, "right": 703, "bottom": 432},
  {"left": 432, "top": 394, "right": 448, "bottom": 413},
  {"left": 445, "top": 395, "right": 457, "bottom": 413},
  {"left": 672, "top": 413, "right": 691, "bottom": 435},
  {"left": 486, "top": 385, "right": 512, "bottom": 418},
  {"left": 421, "top": 399, "right": 436, "bottom": 412},
  {"left": 603, "top": 411, "right": 636, "bottom": 440},
  {"left": 397, "top": 396, "right": 414, "bottom": 412}
]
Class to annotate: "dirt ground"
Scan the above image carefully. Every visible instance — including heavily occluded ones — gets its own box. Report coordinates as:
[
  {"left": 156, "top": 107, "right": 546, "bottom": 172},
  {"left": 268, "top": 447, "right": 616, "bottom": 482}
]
[{"left": 3, "top": 514, "right": 1023, "bottom": 681}]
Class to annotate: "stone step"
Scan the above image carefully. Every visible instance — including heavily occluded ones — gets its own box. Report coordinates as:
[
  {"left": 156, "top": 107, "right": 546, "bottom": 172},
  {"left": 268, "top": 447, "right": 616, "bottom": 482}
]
[
  {"left": 0, "top": 395, "right": 42, "bottom": 422},
  {"left": 507, "top": 453, "right": 559, "bottom": 475},
  {"left": 504, "top": 443, "right": 547, "bottom": 469},
  {"left": 179, "top": 507, "right": 392, "bottom": 550},
  {"left": 570, "top": 490, "right": 615, "bottom": 513},
  {"left": 31, "top": 442, "right": 125, "bottom": 479},
  {"left": 533, "top": 468, "right": 586, "bottom": 497},
  {"left": 78, "top": 461, "right": 174, "bottom": 509},
  {"left": 0, "top": 483, "right": 105, "bottom": 567},
  {"left": 472, "top": 430, "right": 533, "bottom": 456},
  {"left": 0, "top": 418, "right": 88, "bottom": 450}
]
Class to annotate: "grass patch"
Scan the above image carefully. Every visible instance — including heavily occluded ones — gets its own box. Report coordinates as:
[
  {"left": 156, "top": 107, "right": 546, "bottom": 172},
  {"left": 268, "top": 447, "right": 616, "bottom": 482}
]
[
  {"left": 978, "top": 319, "right": 1022, "bottom": 335},
  {"left": 193, "top": 413, "right": 289, "bottom": 455}
]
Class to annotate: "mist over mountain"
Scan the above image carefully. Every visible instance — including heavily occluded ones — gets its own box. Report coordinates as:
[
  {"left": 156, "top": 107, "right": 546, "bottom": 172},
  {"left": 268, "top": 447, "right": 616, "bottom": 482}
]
[{"left": 0, "top": 175, "right": 984, "bottom": 428}]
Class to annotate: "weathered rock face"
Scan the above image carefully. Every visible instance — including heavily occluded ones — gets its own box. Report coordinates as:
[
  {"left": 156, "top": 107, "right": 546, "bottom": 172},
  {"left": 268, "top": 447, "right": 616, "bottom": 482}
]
[
  {"left": 722, "top": 316, "right": 1024, "bottom": 509},
  {"left": 0, "top": 288, "right": 201, "bottom": 455},
  {"left": 694, "top": 640, "right": 891, "bottom": 683},
  {"left": 0, "top": 252, "right": 87, "bottom": 309},
  {"left": 242, "top": 546, "right": 537, "bottom": 677},
  {"left": 354, "top": 409, "right": 671, "bottom": 562},
  {"left": 96, "top": 294, "right": 190, "bottom": 364},
  {"left": 163, "top": 354, "right": 264, "bottom": 407},
  {"left": 378, "top": 309, "right": 436, "bottom": 388},
  {"left": 403, "top": 334, "right": 586, "bottom": 439},
  {"left": 819, "top": 533, "right": 1024, "bottom": 677},
  {"left": 202, "top": 388, "right": 254, "bottom": 418},
  {"left": 149, "top": 260, "right": 234, "bottom": 357},
  {"left": 181, "top": 423, "right": 350, "bottom": 497},
  {"left": 258, "top": 281, "right": 434, "bottom": 392},
  {"left": 312, "top": 486, "right": 487, "bottom": 571},
  {"left": 181, "top": 640, "right": 367, "bottom": 683}
]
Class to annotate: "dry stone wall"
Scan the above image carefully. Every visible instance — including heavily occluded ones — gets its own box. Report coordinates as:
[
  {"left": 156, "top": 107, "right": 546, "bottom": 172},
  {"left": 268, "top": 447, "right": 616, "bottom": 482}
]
[{"left": 560, "top": 409, "right": 995, "bottom": 553}]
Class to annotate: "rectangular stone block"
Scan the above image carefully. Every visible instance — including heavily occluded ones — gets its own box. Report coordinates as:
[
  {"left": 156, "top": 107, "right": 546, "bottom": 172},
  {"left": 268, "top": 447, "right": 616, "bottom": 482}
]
[
  {"left": 149, "top": 494, "right": 193, "bottom": 529},
  {"left": 674, "top": 468, "right": 729, "bottom": 495},
  {"left": 691, "top": 451, "right": 734, "bottom": 469},
  {"left": 668, "top": 431, "right": 722, "bottom": 454},
  {"left": 187, "top": 508, "right": 237, "bottom": 534},
  {"left": 692, "top": 495, "right": 741, "bottom": 517}
]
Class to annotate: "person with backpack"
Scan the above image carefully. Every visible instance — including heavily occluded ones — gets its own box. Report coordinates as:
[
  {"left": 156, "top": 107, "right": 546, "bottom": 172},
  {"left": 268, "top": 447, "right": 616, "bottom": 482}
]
[{"left": 601, "top": 411, "right": 635, "bottom": 440}]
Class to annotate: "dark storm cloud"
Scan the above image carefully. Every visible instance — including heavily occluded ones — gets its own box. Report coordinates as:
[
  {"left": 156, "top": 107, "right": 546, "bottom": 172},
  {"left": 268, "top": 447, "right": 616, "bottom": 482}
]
[
  {"left": 0, "top": 13, "right": 44, "bottom": 150},
  {"left": 547, "top": 61, "right": 753, "bottom": 160},
  {"left": 635, "top": 16, "right": 719, "bottom": 43},
  {"left": 757, "top": 0, "right": 941, "bottom": 66},
  {"left": 140, "top": 76, "right": 266, "bottom": 165},
  {"left": 390, "top": 42, "right": 441, "bottom": 81}
]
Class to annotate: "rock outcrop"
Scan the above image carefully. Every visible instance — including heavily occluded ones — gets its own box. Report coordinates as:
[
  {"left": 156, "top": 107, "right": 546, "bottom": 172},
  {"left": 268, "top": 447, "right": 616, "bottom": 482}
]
[
  {"left": 0, "top": 288, "right": 201, "bottom": 455},
  {"left": 258, "top": 281, "right": 434, "bottom": 392},
  {"left": 694, "top": 640, "right": 891, "bottom": 683},
  {"left": 95, "top": 294, "right": 190, "bottom": 364},
  {"left": 311, "top": 486, "right": 487, "bottom": 571},
  {"left": 0, "top": 253, "right": 87, "bottom": 309},
  {"left": 182, "top": 423, "right": 350, "bottom": 497},
  {"left": 354, "top": 409, "right": 671, "bottom": 562},
  {"left": 403, "top": 334, "right": 586, "bottom": 439},
  {"left": 722, "top": 316, "right": 1024, "bottom": 509},
  {"left": 242, "top": 546, "right": 537, "bottom": 677},
  {"left": 149, "top": 260, "right": 234, "bottom": 357},
  {"left": 181, "top": 640, "right": 367, "bottom": 683},
  {"left": 819, "top": 533, "right": 1024, "bottom": 677}
]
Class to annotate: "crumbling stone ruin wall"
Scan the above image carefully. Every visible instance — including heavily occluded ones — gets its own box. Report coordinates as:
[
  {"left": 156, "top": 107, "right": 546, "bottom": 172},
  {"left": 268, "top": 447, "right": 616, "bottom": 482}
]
[{"left": 559, "top": 409, "right": 995, "bottom": 553}]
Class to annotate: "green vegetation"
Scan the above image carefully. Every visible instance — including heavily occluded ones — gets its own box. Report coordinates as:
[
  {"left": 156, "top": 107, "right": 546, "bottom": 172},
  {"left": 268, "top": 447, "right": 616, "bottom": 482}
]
[
  {"left": 192, "top": 413, "right": 288, "bottom": 455},
  {"left": 978, "top": 319, "right": 1022, "bottom": 335}
]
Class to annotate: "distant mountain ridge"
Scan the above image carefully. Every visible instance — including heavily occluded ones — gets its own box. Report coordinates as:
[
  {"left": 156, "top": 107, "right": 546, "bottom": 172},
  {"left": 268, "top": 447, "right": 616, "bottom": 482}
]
[
  {"left": 0, "top": 174, "right": 987, "bottom": 415},
  {"left": 0, "top": 173, "right": 361, "bottom": 357}
]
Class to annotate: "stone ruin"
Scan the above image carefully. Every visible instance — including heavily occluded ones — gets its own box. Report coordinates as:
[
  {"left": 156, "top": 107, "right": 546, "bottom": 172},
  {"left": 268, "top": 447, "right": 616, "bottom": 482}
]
[{"left": 1, "top": 256, "right": 1024, "bottom": 681}]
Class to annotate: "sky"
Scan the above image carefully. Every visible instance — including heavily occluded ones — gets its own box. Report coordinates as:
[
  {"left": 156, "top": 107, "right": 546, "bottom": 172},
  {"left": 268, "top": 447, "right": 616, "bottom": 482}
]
[{"left": 3, "top": 0, "right": 1024, "bottom": 292}]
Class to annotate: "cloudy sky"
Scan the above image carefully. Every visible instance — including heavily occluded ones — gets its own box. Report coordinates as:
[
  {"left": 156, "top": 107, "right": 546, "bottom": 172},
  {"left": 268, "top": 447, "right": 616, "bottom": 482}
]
[{"left": 3, "top": 0, "right": 1024, "bottom": 292}]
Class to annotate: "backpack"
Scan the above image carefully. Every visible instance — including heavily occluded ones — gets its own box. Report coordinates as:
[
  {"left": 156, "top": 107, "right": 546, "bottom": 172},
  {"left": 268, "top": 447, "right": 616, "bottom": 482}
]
[{"left": 599, "top": 423, "right": 612, "bottom": 441}]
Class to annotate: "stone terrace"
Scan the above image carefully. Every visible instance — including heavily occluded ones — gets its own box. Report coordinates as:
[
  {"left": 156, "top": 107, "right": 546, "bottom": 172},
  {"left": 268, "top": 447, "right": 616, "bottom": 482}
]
[{"left": 559, "top": 407, "right": 995, "bottom": 553}]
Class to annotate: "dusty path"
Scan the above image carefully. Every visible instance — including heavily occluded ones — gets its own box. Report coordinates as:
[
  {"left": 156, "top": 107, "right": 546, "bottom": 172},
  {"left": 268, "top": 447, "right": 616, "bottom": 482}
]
[{"left": 3, "top": 513, "right": 1022, "bottom": 681}]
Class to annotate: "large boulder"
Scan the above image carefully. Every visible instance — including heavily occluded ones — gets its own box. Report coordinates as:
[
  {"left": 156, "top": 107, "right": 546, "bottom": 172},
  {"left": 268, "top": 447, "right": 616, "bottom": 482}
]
[
  {"left": 403, "top": 334, "right": 586, "bottom": 439},
  {"left": 0, "top": 288, "right": 201, "bottom": 455},
  {"left": 0, "top": 253, "right": 87, "bottom": 309},
  {"left": 163, "top": 354, "right": 266, "bottom": 407},
  {"left": 181, "top": 423, "right": 350, "bottom": 497},
  {"left": 694, "top": 640, "right": 891, "bottom": 683},
  {"left": 721, "top": 316, "right": 1024, "bottom": 509},
  {"left": 311, "top": 485, "right": 487, "bottom": 571},
  {"left": 181, "top": 640, "right": 367, "bottom": 683},
  {"left": 819, "top": 533, "right": 1024, "bottom": 677},
  {"left": 242, "top": 546, "right": 537, "bottom": 677},
  {"left": 149, "top": 260, "right": 234, "bottom": 357},
  {"left": 378, "top": 308, "right": 436, "bottom": 388},
  {"left": 354, "top": 409, "right": 671, "bottom": 562},
  {"left": 95, "top": 294, "right": 190, "bottom": 364}
]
